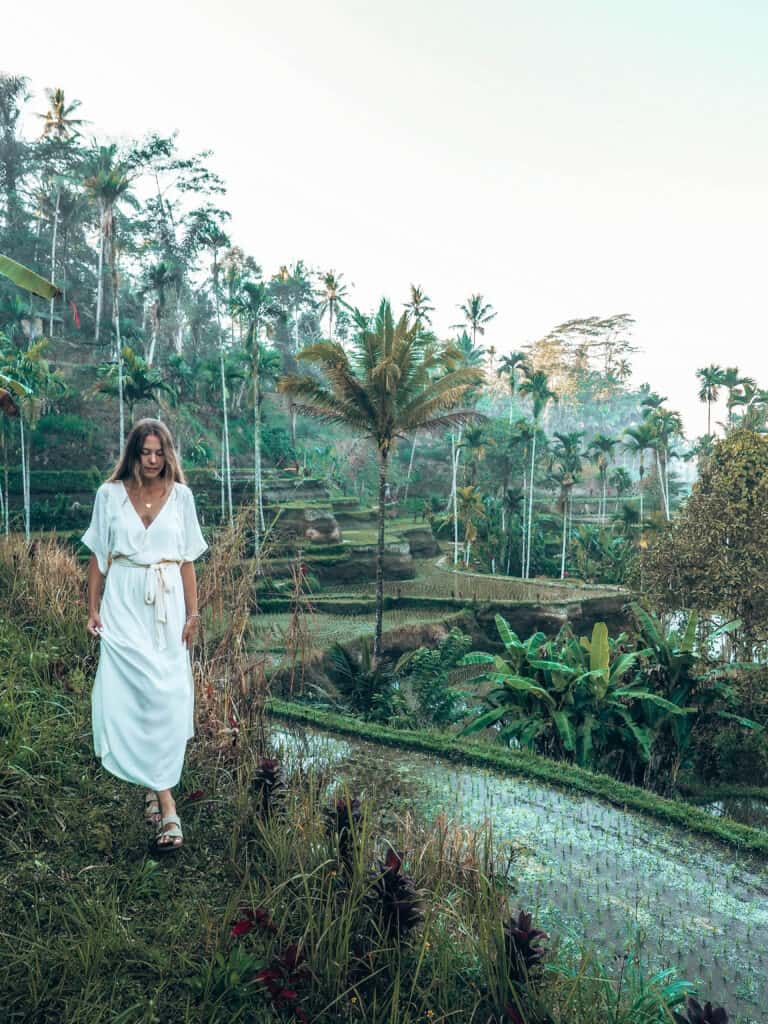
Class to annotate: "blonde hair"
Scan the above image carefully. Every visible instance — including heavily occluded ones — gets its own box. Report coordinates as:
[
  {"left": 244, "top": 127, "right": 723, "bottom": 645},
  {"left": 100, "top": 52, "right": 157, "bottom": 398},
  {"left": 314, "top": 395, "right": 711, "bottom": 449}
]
[{"left": 106, "top": 419, "right": 187, "bottom": 489}]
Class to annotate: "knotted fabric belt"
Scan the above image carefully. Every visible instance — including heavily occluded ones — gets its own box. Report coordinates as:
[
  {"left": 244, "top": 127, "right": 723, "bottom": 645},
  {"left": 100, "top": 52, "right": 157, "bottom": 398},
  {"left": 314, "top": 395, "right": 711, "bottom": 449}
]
[{"left": 111, "top": 556, "right": 181, "bottom": 650}]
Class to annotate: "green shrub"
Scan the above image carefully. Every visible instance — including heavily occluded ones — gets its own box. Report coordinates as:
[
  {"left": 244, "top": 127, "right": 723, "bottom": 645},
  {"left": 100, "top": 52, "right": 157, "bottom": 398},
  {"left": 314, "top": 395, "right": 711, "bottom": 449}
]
[{"left": 694, "top": 725, "right": 768, "bottom": 785}]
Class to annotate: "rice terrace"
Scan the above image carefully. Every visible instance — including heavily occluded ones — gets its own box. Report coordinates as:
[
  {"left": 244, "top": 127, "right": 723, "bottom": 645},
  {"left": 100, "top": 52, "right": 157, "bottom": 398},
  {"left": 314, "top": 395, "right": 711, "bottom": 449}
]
[{"left": 2, "top": 10, "right": 768, "bottom": 1023}]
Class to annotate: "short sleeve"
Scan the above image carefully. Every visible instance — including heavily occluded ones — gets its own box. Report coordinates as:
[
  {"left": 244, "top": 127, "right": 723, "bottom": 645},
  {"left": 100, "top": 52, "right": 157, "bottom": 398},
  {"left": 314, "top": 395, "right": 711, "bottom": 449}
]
[
  {"left": 81, "top": 485, "right": 111, "bottom": 574},
  {"left": 181, "top": 486, "right": 208, "bottom": 562}
]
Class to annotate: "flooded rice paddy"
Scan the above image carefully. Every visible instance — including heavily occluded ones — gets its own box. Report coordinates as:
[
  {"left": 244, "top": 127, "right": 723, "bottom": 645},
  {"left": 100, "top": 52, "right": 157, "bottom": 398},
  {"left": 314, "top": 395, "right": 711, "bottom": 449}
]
[{"left": 274, "top": 724, "right": 768, "bottom": 1023}]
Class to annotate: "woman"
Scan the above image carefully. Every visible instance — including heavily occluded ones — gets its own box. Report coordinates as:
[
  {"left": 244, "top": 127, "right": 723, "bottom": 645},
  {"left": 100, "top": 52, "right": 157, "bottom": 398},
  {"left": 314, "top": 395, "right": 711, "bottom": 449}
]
[{"left": 82, "top": 419, "right": 207, "bottom": 852}]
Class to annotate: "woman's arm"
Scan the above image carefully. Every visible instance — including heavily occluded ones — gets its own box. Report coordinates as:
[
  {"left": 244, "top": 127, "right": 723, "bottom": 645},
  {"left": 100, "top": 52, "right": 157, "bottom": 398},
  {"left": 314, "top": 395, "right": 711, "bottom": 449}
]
[
  {"left": 180, "top": 561, "right": 200, "bottom": 649},
  {"left": 87, "top": 554, "right": 105, "bottom": 636}
]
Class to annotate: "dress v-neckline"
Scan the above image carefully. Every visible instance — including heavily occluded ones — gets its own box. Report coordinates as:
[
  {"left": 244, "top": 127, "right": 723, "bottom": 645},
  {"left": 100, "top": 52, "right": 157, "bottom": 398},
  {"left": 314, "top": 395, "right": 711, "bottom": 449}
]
[{"left": 121, "top": 481, "right": 175, "bottom": 531}]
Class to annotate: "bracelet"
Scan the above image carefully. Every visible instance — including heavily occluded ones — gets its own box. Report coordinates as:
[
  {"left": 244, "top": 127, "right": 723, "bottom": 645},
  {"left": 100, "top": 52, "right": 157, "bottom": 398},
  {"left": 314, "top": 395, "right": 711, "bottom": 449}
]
[{"left": 186, "top": 613, "right": 201, "bottom": 624}]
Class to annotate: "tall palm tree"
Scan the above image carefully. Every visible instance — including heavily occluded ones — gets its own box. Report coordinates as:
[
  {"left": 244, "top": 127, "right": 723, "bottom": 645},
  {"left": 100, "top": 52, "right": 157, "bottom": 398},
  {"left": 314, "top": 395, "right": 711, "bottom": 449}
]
[
  {"left": 645, "top": 407, "right": 683, "bottom": 520},
  {"left": 587, "top": 433, "right": 618, "bottom": 521},
  {"left": 198, "top": 221, "right": 233, "bottom": 521},
  {"left": 458, "top": 425, "right": 494, "bottom": 485},
  {"left": 36, "top": 88, "right": 85, "bottom": 140},
  {"left": 82, "top": 145, "right": 136, "bottom": 448},
  {"left": 497, "top": 350, "right": 529, "bottom": 424},
  {"left": 233, "top": 280, "right": 283, "bottom": 552},
  {"left": 719, "top": 367, "right": 757, "bottom": 425},
  {"left": 519, "top": 368, "right": 556, "bottom": 578},
  {"left": 141, "top": 260, "right": 181, "bottom": 365},
  {"left": 317, "top": 270, "right": 347, "bottom": 341},
  {"left": 551, "top": 430, "right": 584, "bottom": 578},
  {"left": 404, "top": 284, "right": 434, "bottom": 326},
  {"left": 622, "top": 421, "right": 655, "bottom": 522},
  {"left": 696, "top": 364, "right": 724, "bottom": 436},
  {"left": 452, "top": 293, "right": 497, "bottom": 348},
  {"left": 279, "top": 299, "right": 481, "bottom": 661},
  {"left": 456, "top": 485, "right": 485, "bottom": 566},
  {"left": 36, "top": 89, "right": 85, "bottom": 335}
]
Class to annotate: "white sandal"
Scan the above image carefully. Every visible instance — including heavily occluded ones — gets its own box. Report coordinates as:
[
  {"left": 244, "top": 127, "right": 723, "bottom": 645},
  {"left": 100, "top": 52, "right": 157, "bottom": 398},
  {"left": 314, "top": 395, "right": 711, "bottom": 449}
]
[
  {"left": 155, "top": 813, "right": 183, "bottom": 852},
  {"left": 144, "top": 792, "right": 161, "bottom": 826}
]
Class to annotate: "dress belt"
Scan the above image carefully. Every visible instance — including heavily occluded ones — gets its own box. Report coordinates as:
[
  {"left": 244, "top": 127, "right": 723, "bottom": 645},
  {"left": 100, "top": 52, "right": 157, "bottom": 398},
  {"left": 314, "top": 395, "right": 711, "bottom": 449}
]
[{"left": 110, "top": 556, "right": 181, "bottom": 650}]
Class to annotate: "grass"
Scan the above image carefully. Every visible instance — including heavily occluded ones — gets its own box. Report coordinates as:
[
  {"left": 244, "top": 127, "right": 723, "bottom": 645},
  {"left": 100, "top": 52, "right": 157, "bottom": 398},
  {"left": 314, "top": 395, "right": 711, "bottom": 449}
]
[
  {"left": 0, "top": 533, "right": 757, "bottom": 1022},
  {"left": 267, "top": 701, "right": 768, "bottom": 856},
  {"left": 250, "top": 609, "right": 462, "bottom": 652}
]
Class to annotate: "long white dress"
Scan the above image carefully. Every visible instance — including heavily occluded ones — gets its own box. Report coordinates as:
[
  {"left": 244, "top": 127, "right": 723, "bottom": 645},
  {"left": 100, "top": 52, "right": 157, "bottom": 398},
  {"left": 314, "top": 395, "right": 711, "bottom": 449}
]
[{"left": 82, "top": 480, "right": 208, "bottom": 791}]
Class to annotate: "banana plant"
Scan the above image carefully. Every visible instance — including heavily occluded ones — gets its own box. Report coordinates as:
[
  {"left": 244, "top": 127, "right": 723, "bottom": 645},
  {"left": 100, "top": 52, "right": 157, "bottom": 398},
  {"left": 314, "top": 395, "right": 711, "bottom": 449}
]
[
  {"left": 630, "top": 604, "right": 761, "bottom": 789},
  {"left": 458, "top": 615, "right": 689, "bottom": 774}
]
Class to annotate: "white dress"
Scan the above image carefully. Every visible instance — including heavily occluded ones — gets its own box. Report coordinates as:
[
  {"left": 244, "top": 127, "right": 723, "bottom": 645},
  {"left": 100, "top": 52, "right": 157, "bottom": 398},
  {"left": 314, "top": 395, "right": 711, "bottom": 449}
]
[{"left": 82, "top": 481, "right": 208, "bottom": 791}]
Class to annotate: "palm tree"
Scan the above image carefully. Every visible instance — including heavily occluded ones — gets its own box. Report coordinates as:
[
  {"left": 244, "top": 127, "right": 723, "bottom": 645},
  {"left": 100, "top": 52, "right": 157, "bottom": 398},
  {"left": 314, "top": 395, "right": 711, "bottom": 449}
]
[
  {"left": 645, "top": 408, "right": 683, "bottom": 520},
  {"left": 404, "top": 284, "right": 434, "bottom": 326},
  {"left": 141, "top": 260, "right": 181, "bottom": 365},
  {"left": 696, "top": 364, "right": 724, "bottom": 436},
  {"left": 587, "top": 433, "right": 618, "bottom": 521},
  {"left": 317, "top": 270, "right": 347, "bottom": 341},
  {"left": 93, "top": 346, "right": 175, "bottom": 422},
  {"left": 719, "top": 367, "right": 757, "bottom": 425},
  {"left": 197, "top": 220, "right": 234, "bottom": 521},
  {"left": 36, "top": 88, "right": 85, "bottom": 141},
  {"left": 497, "top": 350, "right": 529, "bottom": 425},
  {"left": 519, "top": 368, "right": 556, "bottom": 578},
  {"left": 279, "top": 299, "right": 481, "bottom": 661},
  {"left": 36, "top": 89, "right": 85, "bottom": 335},
  {"left": 458, "top": 425, "right": 494, "bottom": 485},
  {"left": 622, "top": 421, "right": 655, "bottom": 522},
  {"left": 233, "top": 280, "right": 283, "bottom": 553},
  {"left": 550, "top": 430, "right": 584, "bottom": 578},
  {"left": 452, "top": 293, "right": 497, "bottom": 348},
  {"left": 82, "top": 145, "right": 136, "bottom": 449},
  {"left": 456, "top": 485, "right": 485, "bottom": 566}
]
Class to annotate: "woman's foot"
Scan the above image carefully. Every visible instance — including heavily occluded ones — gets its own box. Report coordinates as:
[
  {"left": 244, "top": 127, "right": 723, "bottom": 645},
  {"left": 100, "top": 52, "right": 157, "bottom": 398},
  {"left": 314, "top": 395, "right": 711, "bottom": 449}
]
[
  {"left": 144, "top": 791, "right": 161, "bottom": 827},
  {"left": 155, "top": 790, "right": 183, "bottom": 850}
]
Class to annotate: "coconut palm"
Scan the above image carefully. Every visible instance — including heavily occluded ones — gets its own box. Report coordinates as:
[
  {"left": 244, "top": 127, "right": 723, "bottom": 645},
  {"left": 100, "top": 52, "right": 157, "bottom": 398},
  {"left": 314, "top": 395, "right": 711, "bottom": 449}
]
[
  {"left": 36, "top": 88, "right": 85, "bottom": 140},
  {"left": 82, "top": 145, "right": 136, "bottom": 449},
  {"left": 279, "top": 298, "right": 482, "bottom": 661},
  {"left": 458, "top": 425, "right": 494, "bottom": 485},
  {"left": 456, "top": 485, "right": 485, "bottom": 566},
  {"left": 196, "top": 220, "right": 234, "bottom": 521},
  {"left": 718, "top": 366, "right": 757, "bottom": 425},
  {"left": 519, "top": 368, "right": 556, "bottom": 578},
  {"left": 696, "top": 364, "right": 724, "bottom": 435},
  {"left": 317, "top": 270, "right": 347, "bottom": 341},
  {"left": 497, "top": 350, "right": 530, "bottom": 426},
  {"left": 232, "top": 280, "right": 284, "bottom": 552},
  {"left": 645, "top": 407, "right": 683, "bottom": 520},
  {"left": 550, "top": 430, "right": 584, "bottom": 578},
  {"left": 404, "top": 284, "right": 434, "bottom": 326},
  {"left": 587, "top": 433, "right": 619, "bottom": 521},
  {"left": 93, "top": 346, "right": 175, "bottom": 422},
  {"left": 452, "top": 293, "right": 497, "bottom": 348},
  {"left": 36, "top": 90, "right": 85, "bottom": 335},
  {"left": 622, "top": 421, "right": 655, "bottom": 522}
]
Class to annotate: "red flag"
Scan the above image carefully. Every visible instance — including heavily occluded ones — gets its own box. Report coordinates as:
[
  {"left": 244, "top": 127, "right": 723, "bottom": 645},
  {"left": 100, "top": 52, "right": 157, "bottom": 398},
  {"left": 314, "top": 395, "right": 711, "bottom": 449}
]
[{"left": 70, "top": 301, "right": 80, "bottom": 329}]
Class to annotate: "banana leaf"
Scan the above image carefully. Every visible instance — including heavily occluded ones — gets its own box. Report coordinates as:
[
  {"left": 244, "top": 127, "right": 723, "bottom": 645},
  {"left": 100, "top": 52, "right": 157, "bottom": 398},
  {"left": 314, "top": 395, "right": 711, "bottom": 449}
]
[
  {"left": 614, "top": 708, "right": 653, "bottom": 761},
  {"left": 494, "top": 615, "right": 522, "bottom": 651},
  {"left": 488, "top": 675, "right": 555, "bottom": 704},
  {"left": 613, "top": 689, "right": 695, "bottom": 716},
  {"left": 713, "top": 710, "right": 763, "bottom": 730},
  {"left": 552, "top": 709, "right": 575, "bottom": 752},
  {"left": 527, "top": 659, "right": 578, "bottom": 675},
  {"left": 0, "top": 254, "right": 60, "bottom": 299},
  {"left": 459, "top": 706, "right": 509, "bottom": 735}
]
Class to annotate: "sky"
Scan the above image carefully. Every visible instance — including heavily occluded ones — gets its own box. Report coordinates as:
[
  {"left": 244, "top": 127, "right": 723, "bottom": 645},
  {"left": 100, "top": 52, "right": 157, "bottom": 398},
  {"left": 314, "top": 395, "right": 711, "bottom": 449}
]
[{"left": 4, "top": 0, "right": 768, "bottom": 435}]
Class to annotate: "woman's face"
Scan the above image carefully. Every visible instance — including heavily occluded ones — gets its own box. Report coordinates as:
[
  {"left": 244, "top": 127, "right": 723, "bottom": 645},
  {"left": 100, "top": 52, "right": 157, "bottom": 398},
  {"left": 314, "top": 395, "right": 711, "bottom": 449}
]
[{"left": 139, "top": 434, "right": 166, "bottom": 480}]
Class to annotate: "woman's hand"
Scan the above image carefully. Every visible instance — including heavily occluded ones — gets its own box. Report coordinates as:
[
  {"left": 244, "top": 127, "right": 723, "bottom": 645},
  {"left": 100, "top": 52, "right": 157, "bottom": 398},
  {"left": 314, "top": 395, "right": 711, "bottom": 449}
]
[
  {"left": 87, "top": 612, "right": 103, "bottom": 638},
  {"left": 182, "top": 614, "right": 200, "bottom": 649}
]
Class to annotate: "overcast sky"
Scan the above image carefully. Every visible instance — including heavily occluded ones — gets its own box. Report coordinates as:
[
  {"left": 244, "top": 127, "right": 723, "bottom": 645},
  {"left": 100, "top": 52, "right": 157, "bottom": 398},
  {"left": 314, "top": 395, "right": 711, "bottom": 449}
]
[{"left": 4, "top": 0, "right": 768, "bottom": 434}]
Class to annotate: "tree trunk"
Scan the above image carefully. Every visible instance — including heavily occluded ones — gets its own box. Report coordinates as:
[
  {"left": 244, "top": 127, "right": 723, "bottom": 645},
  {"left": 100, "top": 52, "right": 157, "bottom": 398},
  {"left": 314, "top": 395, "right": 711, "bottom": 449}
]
[
  {"left": 212, "top": 259, "right": 233, "bottom": 524},
  {"left": 655, "top": 449, "right": 669, "bottom": 520},
  {"left": 95, "top": 209, "right": 105, "bottom": 343},
  {"left": 2, "top": 419, "right": 8, "bottom": 535},
  {"left": 111, "top": 242, "right": 125, "bottom": 450},
  {"left": 49, "top": 187, "right": 60, "bottom": 336},
  {"left": 403, "top": 431, "right": 418, "bottom": 504},
  {"left": 520, "top": 464, "right": 528, "bottom": 577},
  {"left": 373, "top": 447, "right": 389, "bottom": 664},
  {"left": 451, "top": 433, "right": 460, "bottom": 565},
  {"left": 560, "top": 492, "right": 568, "bottom": 579},
  {"left": 525, "top": 430, "right": 537, "bottom": 578},
  {"left": 20, "top": 417, "right": 29, "bottom": 542}
]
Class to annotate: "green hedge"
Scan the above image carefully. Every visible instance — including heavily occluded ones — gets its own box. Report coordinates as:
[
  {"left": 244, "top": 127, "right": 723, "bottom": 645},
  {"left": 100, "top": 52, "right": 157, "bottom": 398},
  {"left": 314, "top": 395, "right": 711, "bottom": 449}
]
[
  {"left": 6, "top": 467, "right": 104, "bottom": 495},
  {"left": 267, "top": 699, "right": 768, "bottom": 856}
]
